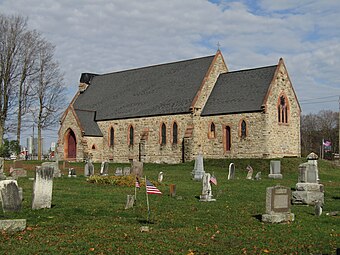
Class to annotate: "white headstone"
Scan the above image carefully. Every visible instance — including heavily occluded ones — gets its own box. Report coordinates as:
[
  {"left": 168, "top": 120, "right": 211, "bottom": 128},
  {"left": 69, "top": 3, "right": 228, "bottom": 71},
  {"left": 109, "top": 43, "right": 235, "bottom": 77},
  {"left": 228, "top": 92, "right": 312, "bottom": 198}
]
[
  {"left": 199, "top": 173, "right": 216, "bottom": 202},
  {"left": 246, "top": 165, "right": 253, "bottom": 180},
  {"left": 228, "top": 163, "right": 235, "bottom": 180},
  {"left": 192, "top": 153, "right": 205, "bottom": 181},
  {"left": 115, "top": 167, "right": 123, "bottom": 176},
  {"left": 268, "top": 160, "right": 282, "bottom": 179},
  {"left": 158, "top": 172, "right": 163, "bottom": 183},
  {"left": 32, "top": 166, "right": 54, "bottom": 210}
]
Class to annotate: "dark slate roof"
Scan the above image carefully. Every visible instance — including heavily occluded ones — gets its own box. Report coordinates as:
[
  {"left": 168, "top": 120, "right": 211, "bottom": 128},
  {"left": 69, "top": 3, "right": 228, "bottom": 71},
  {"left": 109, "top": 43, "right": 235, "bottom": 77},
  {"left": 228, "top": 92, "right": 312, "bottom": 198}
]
[
  {"left": 73, "top": 55, "right": 215, "bottom": 121},
  {"left": 201, "top": 65, "right": 277, "bottom": 116},
  {"left": 74, "top": 110, "right": 103, "bottom": 137}
]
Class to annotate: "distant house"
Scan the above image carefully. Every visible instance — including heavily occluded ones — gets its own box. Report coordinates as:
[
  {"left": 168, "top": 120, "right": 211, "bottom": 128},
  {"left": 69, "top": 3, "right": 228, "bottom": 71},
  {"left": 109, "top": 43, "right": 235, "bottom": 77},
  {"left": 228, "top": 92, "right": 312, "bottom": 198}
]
[{"left": 57, "top": 50, "right": 301, "bottom": 163}]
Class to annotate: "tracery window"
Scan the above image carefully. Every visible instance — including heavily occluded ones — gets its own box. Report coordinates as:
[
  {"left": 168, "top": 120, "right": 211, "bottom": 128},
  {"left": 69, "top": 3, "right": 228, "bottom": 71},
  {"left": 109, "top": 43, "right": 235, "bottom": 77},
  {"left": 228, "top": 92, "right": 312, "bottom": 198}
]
[
  {"left": 109, "top": 127, "right": 114, "bottom": 147},
  {"left": 161, "top": 123, "right": 166, "bottom": 145},
  {"left": 172, "top": 122, "right": 178, "bottom": 144},
  {"left": 278, "top": 95, "right": 289, "bottom": 124},
  {"left": 209, "top": 122, "right": 216, "bottom": 139},
  {"left": 128, "top": 125, "right": 134, "bottom": 145}
]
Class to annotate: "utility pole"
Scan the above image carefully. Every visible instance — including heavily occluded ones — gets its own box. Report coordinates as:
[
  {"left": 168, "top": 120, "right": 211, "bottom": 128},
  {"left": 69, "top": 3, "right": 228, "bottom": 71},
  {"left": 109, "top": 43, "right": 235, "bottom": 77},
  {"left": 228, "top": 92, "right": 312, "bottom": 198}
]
[{"left": 338, "top": 95, "right": 340, "bottom": 155}]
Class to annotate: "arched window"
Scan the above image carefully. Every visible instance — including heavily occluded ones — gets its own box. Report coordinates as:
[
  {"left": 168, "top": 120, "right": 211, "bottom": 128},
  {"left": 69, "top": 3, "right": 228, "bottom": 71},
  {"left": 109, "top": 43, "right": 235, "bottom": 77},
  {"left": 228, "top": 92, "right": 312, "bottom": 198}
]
[
  {"left": 241, "top": 120, "right": 247, "bottom": 138},
  {"left": 172, "top": 122, "right": 178, "bottom": 144},
  {"left": 92, "top": 144, "right": 96, "bottom": 150},
  {"left": 161, "top": 122, "right": 166, "bottom": 145},
  {"left": 224, "top": 126, "right": 231, "bottom": 151},
  {"left": 129, "top": 125, "right": 134, "bottom": 145},
  {"left": 209, "top": 122, "right": 216, "bottom": 139},
  {"left": 278, "top": 94, "right": 289, "bottom": 124},
  {"left": 109, "top": 127, "right": 114, "bottom": 147}
]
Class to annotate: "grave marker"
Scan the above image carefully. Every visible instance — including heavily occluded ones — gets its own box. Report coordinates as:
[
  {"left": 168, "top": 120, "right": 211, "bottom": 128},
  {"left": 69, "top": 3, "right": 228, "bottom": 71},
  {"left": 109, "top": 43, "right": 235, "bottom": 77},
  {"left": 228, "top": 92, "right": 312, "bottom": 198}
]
[
  {"left": 32, "top": 166, "right": 54, "bottom": 210},
  {"left": 192, "top": 153, "right": 205, "bottom": 181},
  {"left": 123, "top": 167, "right": 131, "bottom": 176},
  {"left": 262, "top": 185, "right": 294, "bottom": 223},
  {"left": 199, "top": 173, "right": 216, "bottom": 202},
  {"left": 246, "top": 165, "right": 253, "bottom": 180},
  {"left": 0, "top": 180, "right": 22, "bottom": 213},
  {"left": 115, "top": 167, "right": 123, "bottom": 176},
  {"left": 100, "top": 161, "right": 109, "bottom": 176},
  {"left": 268, "top": 160, "right": 282, "bottom": 179},
  {"left": 228, "top": 163, "right": 235, "bottom": 180}
]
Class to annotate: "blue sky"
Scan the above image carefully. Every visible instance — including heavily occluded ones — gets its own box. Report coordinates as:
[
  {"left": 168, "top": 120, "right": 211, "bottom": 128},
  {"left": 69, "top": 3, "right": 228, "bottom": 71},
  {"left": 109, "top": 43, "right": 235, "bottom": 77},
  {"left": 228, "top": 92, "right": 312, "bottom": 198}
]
[{"left": 0, "top": 0, "right": 339, "bottom": 149}]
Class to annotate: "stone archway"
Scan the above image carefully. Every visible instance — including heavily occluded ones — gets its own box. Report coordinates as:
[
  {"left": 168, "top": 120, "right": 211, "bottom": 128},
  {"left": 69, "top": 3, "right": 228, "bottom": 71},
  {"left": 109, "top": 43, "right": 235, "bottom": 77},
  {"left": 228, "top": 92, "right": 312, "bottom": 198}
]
[{"left": 64, "top": 129, "right": 77, "bottom": 160}]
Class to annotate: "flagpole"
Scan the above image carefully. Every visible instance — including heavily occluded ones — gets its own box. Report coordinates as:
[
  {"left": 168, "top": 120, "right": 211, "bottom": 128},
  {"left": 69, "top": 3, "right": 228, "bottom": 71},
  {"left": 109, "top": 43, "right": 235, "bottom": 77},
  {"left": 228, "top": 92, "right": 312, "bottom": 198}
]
[
  {"left": 134, "top": 184, "right": 137, "bottom": 203},
  {"left": 145, "top": 176, "right": 150, "bottom": 222}
]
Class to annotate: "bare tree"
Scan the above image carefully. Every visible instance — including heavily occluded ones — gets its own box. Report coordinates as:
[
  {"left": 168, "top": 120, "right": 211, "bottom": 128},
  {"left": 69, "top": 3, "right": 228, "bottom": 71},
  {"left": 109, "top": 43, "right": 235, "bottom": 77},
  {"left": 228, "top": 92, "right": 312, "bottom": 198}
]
[
  {"left": 301, "top": 110, "right": 339, "bottom": 157},
  {"left": 0, "top": 14, "right": 27, "bottom": 145},
  {"left": 33, "top": 39, "right": 66, "bottom": 160},
  {"left": 16, "top": 29, "right": 40, "bottom": 143}
]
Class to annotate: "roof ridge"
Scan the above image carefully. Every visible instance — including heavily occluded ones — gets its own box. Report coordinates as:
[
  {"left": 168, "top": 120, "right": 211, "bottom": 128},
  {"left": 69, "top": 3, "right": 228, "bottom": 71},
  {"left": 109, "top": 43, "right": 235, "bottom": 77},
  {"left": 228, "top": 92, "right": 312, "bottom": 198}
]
[
  {"left": 227, "top": 64, "right": 277, "bottom": 74},
  {"left": 94, "top": 55, "right": 216, "bottom": 77}
]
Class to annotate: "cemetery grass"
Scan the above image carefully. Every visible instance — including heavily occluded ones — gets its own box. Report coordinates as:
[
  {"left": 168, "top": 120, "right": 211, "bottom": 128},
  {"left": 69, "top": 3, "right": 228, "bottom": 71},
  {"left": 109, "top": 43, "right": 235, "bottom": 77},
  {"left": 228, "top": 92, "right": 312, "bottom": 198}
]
[{"left": 1, "top": 159, "right": 340, "bottom": 254}]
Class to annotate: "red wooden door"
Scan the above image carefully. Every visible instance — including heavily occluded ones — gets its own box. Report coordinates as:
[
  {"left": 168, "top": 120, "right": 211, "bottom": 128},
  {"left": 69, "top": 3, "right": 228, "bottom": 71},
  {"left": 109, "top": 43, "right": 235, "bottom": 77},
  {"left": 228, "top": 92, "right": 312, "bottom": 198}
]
[{"left": 68, "top": 130, "right": 76, "bottom": 159}]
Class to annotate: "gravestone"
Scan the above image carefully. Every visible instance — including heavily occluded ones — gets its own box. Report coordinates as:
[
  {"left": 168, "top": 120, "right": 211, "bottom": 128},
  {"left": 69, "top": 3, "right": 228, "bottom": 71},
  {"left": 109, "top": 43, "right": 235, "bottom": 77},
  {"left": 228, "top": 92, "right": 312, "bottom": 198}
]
[
  {"left": 0, "top": 157, "right": 6, "bottom": 180},
  {"left": 192, "top": 153, "right": 205, "bottom": 181},
  {"left": 307, "top": 152, "right": 319, "bottom": 181},
  {"left": 199, "top": 173, "right": 216, "bottom": 202},
  {"left": 68, "top": 168, "right": 76, "bottom": 177},
  {"left": 115, "top": 167, "right": 123, "bottom": 176},
  {"left": 124, "top": 195, "right": 135, "bottom": 209},
  {"left": 158, "top": 172, "right": 163, "bottom": 183},
  {"left": 254, "top": 172, "right": 261, "bottom": 180},
  {"left": 169, "top": 184, "right": 176, "bottom": 197},
  {"left": 32, "top": 166, "right": 54, "bottom": 210},
  {"left": 0, "top": 219, "right": 26, "bottom": 232},
  {"left": 131, "top": 160, "right": 143, "bottom": 177},
  {"left": 292, "top": 161, "right": 324, "bottom": 205},
  {"left": 100, "top": 161, "right": 109, "bottom": 176},
  {"left": 42, "top": 161, "right": 61, "bottom": 178},
  {"left": 84, "top": 159, "right": 94, "bottom": 177},
  {"left": 262, "top": 185, "right": 294, "bottom": 223},
  {"left": 123, "top": 167, "right": 131, "bottom": 176},
  {"left": 0, "top": 180, "right": 22, "bottom": 213},
  {"left": 268, "top": 160, "right": 282, "bottom": 179},
  {"left": 246, "top": 165, "right": 253, "bottom": 180},
  {"left": 315, "top": 201, "right": 323, "bottom": 216},
  {"left": 9, "top": 160, "right": 27, "bottom": 179},
  {"left": 228, "top": 163, "right": 235, "bottom": 180}
]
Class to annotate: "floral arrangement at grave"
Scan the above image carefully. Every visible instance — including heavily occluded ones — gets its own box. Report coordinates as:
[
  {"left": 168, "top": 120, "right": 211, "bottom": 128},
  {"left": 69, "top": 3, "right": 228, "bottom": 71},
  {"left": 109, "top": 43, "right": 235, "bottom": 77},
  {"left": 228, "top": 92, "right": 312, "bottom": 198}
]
[{"left": 86, "top": 175, "right": 162, "bottom": 188}]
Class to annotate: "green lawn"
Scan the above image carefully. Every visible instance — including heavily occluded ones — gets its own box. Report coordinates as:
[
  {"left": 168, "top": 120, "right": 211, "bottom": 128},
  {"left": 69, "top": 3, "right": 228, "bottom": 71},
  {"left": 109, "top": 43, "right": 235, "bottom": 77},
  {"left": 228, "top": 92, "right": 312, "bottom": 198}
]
[{"left": 1, "top": 158, "right": 340, "bottom": 254}]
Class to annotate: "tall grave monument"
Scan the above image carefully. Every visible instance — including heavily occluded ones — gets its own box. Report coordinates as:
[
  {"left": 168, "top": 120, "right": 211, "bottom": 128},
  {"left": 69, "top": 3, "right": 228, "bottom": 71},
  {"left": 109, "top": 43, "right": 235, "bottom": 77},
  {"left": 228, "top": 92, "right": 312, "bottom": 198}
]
[
  {"left": 292, "top": 153, "right": 324, "bottom": 205},
  {"left": 192, "top": 153, "right": 205, "bottom": 181}
]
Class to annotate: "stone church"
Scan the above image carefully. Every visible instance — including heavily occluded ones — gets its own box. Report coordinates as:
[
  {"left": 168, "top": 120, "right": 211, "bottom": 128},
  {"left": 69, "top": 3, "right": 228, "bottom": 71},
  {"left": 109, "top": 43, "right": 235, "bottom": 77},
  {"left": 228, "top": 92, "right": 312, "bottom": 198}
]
[{"left": 57, "top": 50, "right": 301, "bottom": 163}]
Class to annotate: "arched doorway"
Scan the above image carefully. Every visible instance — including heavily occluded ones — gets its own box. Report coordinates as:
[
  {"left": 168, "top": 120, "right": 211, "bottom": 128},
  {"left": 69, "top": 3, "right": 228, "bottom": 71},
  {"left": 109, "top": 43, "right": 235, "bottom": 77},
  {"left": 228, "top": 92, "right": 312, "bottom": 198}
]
[{"left": 65, "top": 129, "right": 77, "bottom": 159}]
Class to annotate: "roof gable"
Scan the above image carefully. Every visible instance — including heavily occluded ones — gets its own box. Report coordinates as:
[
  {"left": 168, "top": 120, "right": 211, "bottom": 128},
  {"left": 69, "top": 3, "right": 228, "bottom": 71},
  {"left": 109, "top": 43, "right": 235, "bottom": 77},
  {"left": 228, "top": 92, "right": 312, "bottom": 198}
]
[
  {"left": 73, "top": 55, "right": 216, "bottom": 120},
  {"left": 74, "top": 109, "right": 103, "bottom": 137},
  {"left": 201, "top": 65, "right": 277, "bottom": 116}
]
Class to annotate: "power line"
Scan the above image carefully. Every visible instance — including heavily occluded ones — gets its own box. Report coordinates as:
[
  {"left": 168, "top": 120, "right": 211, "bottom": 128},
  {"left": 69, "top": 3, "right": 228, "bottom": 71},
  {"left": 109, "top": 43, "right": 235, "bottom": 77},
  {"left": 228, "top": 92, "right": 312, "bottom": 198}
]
[
  {"left": 300, "top": 99, "right": 339, "bottom": 105},
  {"left": 299, "top": 95, "right": 339, "bottom": 102}
]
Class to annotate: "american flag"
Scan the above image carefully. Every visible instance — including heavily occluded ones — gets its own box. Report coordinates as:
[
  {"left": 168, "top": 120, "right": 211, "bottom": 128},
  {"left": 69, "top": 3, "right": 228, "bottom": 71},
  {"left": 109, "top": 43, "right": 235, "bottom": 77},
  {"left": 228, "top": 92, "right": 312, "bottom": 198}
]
[
  {"left": 210, "top": 174, "right": 217, "bottom": 186},
  {"left": 146, "top": 180, "right": 162, "bottom": 195},
  {"left": 135, "top": 177, "right": 141, "bottom": 188}
]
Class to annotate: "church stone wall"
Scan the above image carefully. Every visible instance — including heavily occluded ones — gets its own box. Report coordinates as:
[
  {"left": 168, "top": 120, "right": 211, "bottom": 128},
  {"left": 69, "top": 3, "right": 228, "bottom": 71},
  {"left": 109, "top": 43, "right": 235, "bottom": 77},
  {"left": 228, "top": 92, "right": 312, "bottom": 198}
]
[
  {"left": 96, "top": 114, "right": 193, "bottom": 163},
  {"left": 196, "top": 112, "right": 268, "bottom": 159},
  {"left": 263, "top": 63, "right": 301, "bottom": 157}
]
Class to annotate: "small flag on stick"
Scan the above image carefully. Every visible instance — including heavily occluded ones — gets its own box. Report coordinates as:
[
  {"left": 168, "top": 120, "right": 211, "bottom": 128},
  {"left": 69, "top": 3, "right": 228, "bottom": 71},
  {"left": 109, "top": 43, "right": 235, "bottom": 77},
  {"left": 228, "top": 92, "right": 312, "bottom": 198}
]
[
  {"left": 210, "top": 174, "right": 217, "bottom": 186},
  {"left": 146, "top": 180, "right": 162, "bottom": 195},
  {"left": 135, "top": 177, "right": 141, "bottom": 189}
]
